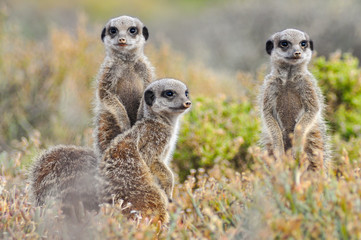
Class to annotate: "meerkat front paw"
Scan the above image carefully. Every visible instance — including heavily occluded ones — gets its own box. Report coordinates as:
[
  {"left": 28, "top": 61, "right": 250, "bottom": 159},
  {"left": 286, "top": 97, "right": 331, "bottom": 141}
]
[
  {"left": 163, "top": 186, "right": 173, "bottom": 203},
  {"left": 273, "top": 144, "right": 285, "bottom": 158}
]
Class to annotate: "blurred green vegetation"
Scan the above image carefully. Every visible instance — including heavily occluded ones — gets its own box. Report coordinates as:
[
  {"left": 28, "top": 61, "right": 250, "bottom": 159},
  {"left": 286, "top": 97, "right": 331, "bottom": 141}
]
[
  {"left": 312, "top": 52, "right": 361, "bottom": 140},
  {"left": 174, "top": 97, "right": 259, "bottom": 181}
]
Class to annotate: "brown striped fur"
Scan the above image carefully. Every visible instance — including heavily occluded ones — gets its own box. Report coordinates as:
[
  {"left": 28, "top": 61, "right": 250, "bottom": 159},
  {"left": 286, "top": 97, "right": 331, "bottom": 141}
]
[{"left": 29, "top": 145, "right": 99, "bottom": 212}]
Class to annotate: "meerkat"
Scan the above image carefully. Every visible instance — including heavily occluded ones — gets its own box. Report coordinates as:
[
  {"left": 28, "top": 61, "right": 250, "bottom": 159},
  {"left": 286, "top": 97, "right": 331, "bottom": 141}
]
[
  {"left": 94, "top": 15, "right": 155, "bottom": 157},
  {"left": 100, "top": 78, "right": 191, "bottom": 223},
  {"left": 259, "top": 28, "right": 331, "bottom": 171},
  {"left": 29, "top": 145, "right": 99, "bottom": 214},
  {"left": 29, "top": 78, "right": 191, "bottom": 223}
]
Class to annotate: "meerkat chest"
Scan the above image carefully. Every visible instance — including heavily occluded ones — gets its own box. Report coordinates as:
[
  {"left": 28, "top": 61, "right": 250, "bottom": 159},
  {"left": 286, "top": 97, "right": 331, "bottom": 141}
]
[
  {"left": 114, "top": 69, "right": 145, "bottom": 126},
  {"left": 136, "top": 122, "right": 171, "bottom": 165},
  {"left": 275, "top": 81, "right": 303, "bottom": 131}
]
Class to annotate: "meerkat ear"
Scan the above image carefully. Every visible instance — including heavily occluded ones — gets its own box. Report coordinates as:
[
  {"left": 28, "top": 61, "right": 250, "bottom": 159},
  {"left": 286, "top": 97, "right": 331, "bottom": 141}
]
[
  {"left": 144, "top": 90, "right": 155, "bottom": 106},
  {"left": 142, "top": 26, "right": 149, "bottom": 41},
  {"left": 309, "top": 40, "right": 314, "bottom": 51},
  {"left": 266, "top": 40, "right": 274, "bottom": 55},
  {"left": 101, "top": 27, "right": 106, "bottom": 42}
]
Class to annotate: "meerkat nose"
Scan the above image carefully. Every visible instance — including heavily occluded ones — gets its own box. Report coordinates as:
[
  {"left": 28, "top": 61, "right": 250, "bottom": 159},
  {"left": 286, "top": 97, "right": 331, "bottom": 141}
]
[
  {"left": 183, "top": 101, "right": 192, "bottom": 108},
  {"left": 118, "top": 38, "right": 126, "bottom": 44},
  {"left": 294, "top": 51, "right": 301, "bottom": 57}
]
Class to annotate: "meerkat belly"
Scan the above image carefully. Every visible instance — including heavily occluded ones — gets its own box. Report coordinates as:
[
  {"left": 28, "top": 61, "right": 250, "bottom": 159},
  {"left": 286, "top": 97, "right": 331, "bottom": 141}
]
[
  {"left": 276, "top": 88, "right": 303, "bottom": 150},
  {"left": 117, "top": 77, "right": 144, "bottom": 126}
]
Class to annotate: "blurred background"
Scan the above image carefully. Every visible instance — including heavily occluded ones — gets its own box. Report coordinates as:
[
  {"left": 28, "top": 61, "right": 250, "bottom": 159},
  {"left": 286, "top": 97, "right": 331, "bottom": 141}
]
[
  {"left": 1, "top": 0, "right": 361, "bottom": 176},
  {"left": 3, "top": 0, "right": 361, "bottom": 71}
]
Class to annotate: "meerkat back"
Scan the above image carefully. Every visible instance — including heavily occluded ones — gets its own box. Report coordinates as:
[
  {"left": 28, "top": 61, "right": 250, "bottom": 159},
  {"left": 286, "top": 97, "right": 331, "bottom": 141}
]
[
  {"left": 94, "top": 15, "right": 155, "bottom": 157},
  {"left": 29, "top": 145, "right": 99, "bottom": 212}
]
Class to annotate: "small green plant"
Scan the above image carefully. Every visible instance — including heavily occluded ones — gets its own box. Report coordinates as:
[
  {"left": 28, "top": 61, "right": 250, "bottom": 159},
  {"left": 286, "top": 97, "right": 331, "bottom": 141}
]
[
  {"left": 174, "top": 96, "right": 260, "bottom": 181},
  {"left": 312, "top": 52, "right": 361, "bottom": 140}
]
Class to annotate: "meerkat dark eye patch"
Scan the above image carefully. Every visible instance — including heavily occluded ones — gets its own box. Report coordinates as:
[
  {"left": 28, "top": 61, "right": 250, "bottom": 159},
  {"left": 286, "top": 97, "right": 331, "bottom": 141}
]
[
  {"left": 162, "top": 90, "right": 175, "bottom": 98},
  {"left": 266, "top": 40, "right": 274, "bottom": 55},
  {"left": 108, "top": 27, "right": 118, "bottom": 36},
  {"left": 279, "top": 40, "right": 289, "bottom": 48},
  {"left": 145, "top": 90, "right": 155, "bottom": 106},
  {"left": 185, "top": 90, "right": 189, "bottom": 97},
  {"left": 128, "top": 27, "right": 138, "bottom": 35},
  {"left": 101, "top": 27, "right": 106, "bottom": 42},
  {"left": 142, "top": 26, "right": 149, "bottom": 41},
  {"left": 309, "top": 40, "right": 314, "bottom": 51},
  {"left": 300, "top": 40, "right": 308, "bottom": 48}
]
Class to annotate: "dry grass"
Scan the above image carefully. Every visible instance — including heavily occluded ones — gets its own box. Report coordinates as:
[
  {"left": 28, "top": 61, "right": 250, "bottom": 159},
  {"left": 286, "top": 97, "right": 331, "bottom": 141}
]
[{"left": 1, "top": 136, "right": 361, "bottom": 239}]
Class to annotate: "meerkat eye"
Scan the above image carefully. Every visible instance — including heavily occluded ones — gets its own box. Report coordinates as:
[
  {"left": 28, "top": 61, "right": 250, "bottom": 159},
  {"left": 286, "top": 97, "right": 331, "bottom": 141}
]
[
  {"left": 185, "top": 90, "right": 189, "bottom": 97},
  {"left": 109, "top": 27, "right": 118, "bottom": 35},
  {"left": 279, "top": 40, "right": 289, "bottom": 48},
  {"left": 300, "top": 41, "right": 308, "bottom": 48},
  {"left": 128, "top": 27, "right": 138, "bottom": 35},
  {"left": 163, "top": 90, "right": 175, "bottom": 98}
]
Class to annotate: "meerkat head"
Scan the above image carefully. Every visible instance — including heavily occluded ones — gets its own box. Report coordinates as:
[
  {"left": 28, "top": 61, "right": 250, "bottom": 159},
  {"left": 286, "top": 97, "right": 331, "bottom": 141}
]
[
  {"left": 266, "top": 29, "right": 313, "bottom": 66},
  {"left": 143, "top": 78, "right": 191, "bottom": 122},
  {"left": 101, "top": 15, "right": 149, "bottom": 59}
]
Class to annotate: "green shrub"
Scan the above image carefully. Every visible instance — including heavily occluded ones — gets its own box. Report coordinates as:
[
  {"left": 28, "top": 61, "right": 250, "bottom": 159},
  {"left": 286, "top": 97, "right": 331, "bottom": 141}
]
[
  {"left": 312, "top": 53, "right": 361, "bottom": 140},
  {"left": 173, "top": 96, "right": 260, "bottom": 181}
]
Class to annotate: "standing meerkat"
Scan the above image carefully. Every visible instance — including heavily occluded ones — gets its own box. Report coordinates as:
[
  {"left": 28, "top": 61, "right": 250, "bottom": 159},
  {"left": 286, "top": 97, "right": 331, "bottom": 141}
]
[
  {"left": 259, "top": 28, "right": 331, "bottom": 171},
  {"left": 94, "top": 15, "right": 155, "bottom": 157},
  {"left": 100, "top": 78, "right": 191, "bottom": 223}
]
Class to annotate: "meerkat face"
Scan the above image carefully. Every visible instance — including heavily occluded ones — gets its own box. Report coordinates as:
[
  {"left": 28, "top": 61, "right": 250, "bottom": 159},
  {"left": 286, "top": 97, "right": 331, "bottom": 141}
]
[
  {"left": 101, "top": 16, "right": 149, "bottom": 56},
  {"left": 144, "top": 78, "right": 191, "bottom": 118},
  {"left": 266, "top": 29, "right": 313, "bottom": 66}
]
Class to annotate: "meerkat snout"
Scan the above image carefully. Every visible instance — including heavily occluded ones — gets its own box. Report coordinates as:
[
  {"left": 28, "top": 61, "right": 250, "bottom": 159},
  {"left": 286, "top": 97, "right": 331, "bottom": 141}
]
[
  {"left": 118, "top": 37, "right": 126, "bottom": 44},
  {"left": 183, "top": 101, "right": 192, "bottom": 108},
  {"left": 293, "top": 51, "right": 301, "bottom": 57}
]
